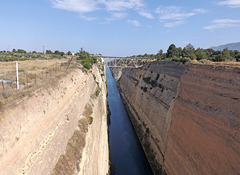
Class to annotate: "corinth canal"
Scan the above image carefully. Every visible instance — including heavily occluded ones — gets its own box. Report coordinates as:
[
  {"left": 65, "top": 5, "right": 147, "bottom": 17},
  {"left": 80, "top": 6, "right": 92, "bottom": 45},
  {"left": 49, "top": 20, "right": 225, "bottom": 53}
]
[{"left": 106, "top": 67, "right": 153, "bottom": 175}]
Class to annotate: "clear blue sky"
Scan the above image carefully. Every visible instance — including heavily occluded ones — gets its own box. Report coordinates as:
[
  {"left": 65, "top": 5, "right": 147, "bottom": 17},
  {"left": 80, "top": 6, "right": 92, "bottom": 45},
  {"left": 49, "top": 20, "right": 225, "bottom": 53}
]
[{"left": 0, "top": 0, "right": 240, "bottom": 56}]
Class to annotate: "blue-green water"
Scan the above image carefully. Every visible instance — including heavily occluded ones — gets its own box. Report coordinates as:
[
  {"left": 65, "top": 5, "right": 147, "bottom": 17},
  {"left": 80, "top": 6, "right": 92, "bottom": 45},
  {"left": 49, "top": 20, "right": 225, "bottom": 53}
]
[{"left": 106, "top": 67, "right": 153, "bottom": 175}]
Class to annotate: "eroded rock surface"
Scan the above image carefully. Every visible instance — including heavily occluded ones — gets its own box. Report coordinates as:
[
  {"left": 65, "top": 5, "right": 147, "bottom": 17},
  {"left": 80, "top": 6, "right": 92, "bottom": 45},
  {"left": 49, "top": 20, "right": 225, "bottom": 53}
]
[
  {"left": 116, "top": 61, "right": 240, "bottom": 175},
  {"left": 0, "top": 65, "right": 109, "bottom": 175}
]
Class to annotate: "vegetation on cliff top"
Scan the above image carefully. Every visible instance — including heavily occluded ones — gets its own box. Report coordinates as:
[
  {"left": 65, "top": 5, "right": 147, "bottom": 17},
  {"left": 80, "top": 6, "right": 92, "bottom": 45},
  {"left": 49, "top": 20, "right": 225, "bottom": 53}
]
[
  {"left": 0, "top": 49, "right": 70, "bottom": 61},
  {"left": 133, "top": 43, "right": 240, "bottom": 63},
  {"left": 77, "top": 48, "right": 98, "bottom": 70},
  {"left": 0, "top": 48, "right": 99, "bottom": 69}
]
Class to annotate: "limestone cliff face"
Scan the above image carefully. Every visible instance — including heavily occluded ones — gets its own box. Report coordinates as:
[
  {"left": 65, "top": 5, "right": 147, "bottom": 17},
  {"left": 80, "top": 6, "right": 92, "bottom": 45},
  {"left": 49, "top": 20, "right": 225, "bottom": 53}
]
[
  {"left": 110, "top": 67, "right": 123, "bottom": 80},
  {"left": 165, "top": 63, "right": 240, "bottom": 175},
  {"left": 116, "top": 61, "right": 240, "bottom": 175},
  {"left": 0, "top": 64, "right": 109, "bottom": 175}
]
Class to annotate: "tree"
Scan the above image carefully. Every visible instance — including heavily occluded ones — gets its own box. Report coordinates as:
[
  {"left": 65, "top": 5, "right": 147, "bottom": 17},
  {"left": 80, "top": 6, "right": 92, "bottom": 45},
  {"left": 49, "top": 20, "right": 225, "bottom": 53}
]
[
  {"left": 183, "top": 43, "right": 196, "bottom": 59},
  {"left": 232, "top": 50, "right": 240, "bottom": 58},
  {"left": 195, "top": 48, "right": 206, "bottom": 60},
  {"left": 77, "top": 48, "right": 93, "bottom": 69},
  {"left": 166, "top": 44, "right": 177, "bottom": 58},
  {"left": 17, "top": 49, "right": 27, "bottom": 53},
  {"left": 222, "top": 48, "right": 232, "bottom": 60},
  {"left": 205, "top": 48, "right": 214, "bottom": 58},
  {"left": 144, "top": 53, "right": 148, "bottom": 58},
  {"left": 46, "top": 50, "right": 53, "bottom": 54},
  {"left": 236, "top": 53, "right": 240, "bottom": 61},
  {"left": 67, "top": 51, "right": 72, "bottom": 55},
  {"left": 54, "top": 50, "right": 60, "bottom": 55},
  {"left": 53, "top": 50, "right": 64, "bottom": 56},
  {"left": 162, "top": 53, "right": 166, "bottom": 59},
  {"left": 212, "top": 50, "right": 224, "bottom": 62},
  {"left": 78, "top": 48, "right": 89, "bottom": 59},
  {"left": 158, "top": 49, "right": 163, "bottom": 55},
  {"left": 176, "top": 47, "right": 183, "bottom": 57},
  {"left": 59, "top": 52, "right": 64, "bottom": 56},
  {"left": 12, "top": 48, "right": 16, "bottom": 52},
  {"left": 156, "top": 49, "right": 163, "bottom": 60}
]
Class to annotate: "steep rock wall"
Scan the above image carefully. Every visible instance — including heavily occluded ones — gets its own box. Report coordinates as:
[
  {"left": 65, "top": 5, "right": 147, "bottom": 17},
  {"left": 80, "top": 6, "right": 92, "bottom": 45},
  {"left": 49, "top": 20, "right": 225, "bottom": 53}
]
[
  {"left": 116, "top": 61, "right": 240, "bottom": 175},
  {"left": 164, "top": 63, "right": 240, "bottom": 175},
  {"left": 109, "top": 67, "right": 123, "bottom": 80},
  {"left": 117, "top": 61, "right": 186, "bottom": 174},
  {"left": 0, "top": 65, "right": 109, "bottom": 175}
]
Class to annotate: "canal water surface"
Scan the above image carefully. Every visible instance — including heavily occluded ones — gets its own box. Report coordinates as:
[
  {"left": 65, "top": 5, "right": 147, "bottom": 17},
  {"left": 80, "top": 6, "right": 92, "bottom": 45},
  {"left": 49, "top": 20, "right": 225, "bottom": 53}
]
[{"left": 106, "top": 67, "right": 153, "bottom": 175}]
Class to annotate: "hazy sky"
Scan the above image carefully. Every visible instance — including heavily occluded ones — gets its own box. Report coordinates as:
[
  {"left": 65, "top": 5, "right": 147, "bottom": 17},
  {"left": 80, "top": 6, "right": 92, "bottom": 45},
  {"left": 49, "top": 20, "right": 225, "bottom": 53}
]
[{"left": 0, "top": 0, "right": 240, "bottom": 56}]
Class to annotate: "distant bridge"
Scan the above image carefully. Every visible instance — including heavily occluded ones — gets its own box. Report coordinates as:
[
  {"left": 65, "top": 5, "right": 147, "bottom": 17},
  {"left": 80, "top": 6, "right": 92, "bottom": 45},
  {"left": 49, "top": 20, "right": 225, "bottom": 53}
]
[{"left": 98, "top": 56, "right": 156, "bottom": 68}]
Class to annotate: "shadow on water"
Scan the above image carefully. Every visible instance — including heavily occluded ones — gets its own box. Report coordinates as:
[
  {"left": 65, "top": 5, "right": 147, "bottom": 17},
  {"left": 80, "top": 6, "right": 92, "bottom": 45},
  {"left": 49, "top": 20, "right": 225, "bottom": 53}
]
[{"left": 106, "top": 67, "right": 153, "bottom": 175}]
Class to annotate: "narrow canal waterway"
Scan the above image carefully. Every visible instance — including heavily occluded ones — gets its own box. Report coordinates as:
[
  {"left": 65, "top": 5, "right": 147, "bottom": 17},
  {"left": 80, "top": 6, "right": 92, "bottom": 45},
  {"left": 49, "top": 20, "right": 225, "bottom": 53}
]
[{"left": 106, "top": 67, "right": 153, "bottom": 175}]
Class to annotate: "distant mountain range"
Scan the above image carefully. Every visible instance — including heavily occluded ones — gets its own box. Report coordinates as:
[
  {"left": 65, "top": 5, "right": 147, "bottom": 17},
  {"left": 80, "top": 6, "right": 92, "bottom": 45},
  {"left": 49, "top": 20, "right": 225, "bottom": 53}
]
[{"left": 211, "top": 42, "right": 240, "bottom": 51}]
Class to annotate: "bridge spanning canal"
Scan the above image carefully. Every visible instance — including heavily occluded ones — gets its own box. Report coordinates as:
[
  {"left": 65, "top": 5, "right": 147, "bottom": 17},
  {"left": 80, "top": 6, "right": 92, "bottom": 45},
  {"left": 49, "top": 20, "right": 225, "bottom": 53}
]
[{"left": 99, "top": 56, "right": 156, "bottom": 68}]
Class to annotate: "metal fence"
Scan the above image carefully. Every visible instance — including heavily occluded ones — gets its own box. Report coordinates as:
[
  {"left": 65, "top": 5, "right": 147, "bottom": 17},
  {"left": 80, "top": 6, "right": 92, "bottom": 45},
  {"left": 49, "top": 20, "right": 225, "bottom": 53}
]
[{"left": 0, "top": 63, "right": 69, "bottom": 102}]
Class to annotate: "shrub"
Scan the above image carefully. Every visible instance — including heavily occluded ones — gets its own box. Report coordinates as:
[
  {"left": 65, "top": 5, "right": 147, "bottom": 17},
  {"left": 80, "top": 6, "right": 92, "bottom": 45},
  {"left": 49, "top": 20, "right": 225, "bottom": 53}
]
[
  {"left": 95, "top": 88, "right": 101, "bottom": 97},
  {"left": 143, "top": 77, "right": 151, "bottom": 83},
  {"left": 143, "top": 87, "right": 147, "bottom": 92},
  {"left": 2, "top": 91, "right": 11, "bottom": 99},
  {"left": 93, "top": 74, "right": 96, "bottom": 81},
  {"left": 146, "top": 128, "right": 150, "bottom": 134},
  {"left": 77, "top": 48, "right": 95, "bottom": 70},
  {"left": 158, "top": 83, "right": 164, "bottom": 92},
  {"left": 89, "top": 116, "right": 93, "bottom": 125},
  {"left": 143, "top": 77, "right": 158, "bottom": 87},
  {"left": 156, "top": 74, "right": 160, "bottom": 81}
]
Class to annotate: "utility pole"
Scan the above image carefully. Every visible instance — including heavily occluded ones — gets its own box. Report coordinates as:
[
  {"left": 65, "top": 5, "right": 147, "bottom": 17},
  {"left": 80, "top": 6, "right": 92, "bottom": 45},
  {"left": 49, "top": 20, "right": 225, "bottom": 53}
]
[{"left": 16, "top": 62, "right": 19, "bottom": 90}]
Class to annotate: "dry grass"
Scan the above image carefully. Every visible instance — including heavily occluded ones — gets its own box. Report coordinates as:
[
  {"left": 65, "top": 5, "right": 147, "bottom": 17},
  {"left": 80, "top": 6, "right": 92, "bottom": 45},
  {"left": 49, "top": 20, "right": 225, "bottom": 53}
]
[
  {"left": 191, "top": 59, "right": 240, "bottom": 67},
  {"left": 0, "top": 59, "right": 70, "bottom": 108},
  {"left": 0, "top": 59, "right": 67, "bottom": 80}
]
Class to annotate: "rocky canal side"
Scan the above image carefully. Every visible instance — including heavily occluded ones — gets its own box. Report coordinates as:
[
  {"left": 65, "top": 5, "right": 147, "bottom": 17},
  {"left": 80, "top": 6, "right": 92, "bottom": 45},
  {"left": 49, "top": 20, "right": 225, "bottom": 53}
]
[
  {"left": 109, "top": 67, "right": 123, "bottom": 80},
  {"left": 0, "top": 64, "right": 109, "bottom": 175},
  {"left": 113, "top": 61, "right": 240, "bottom": 175}
]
